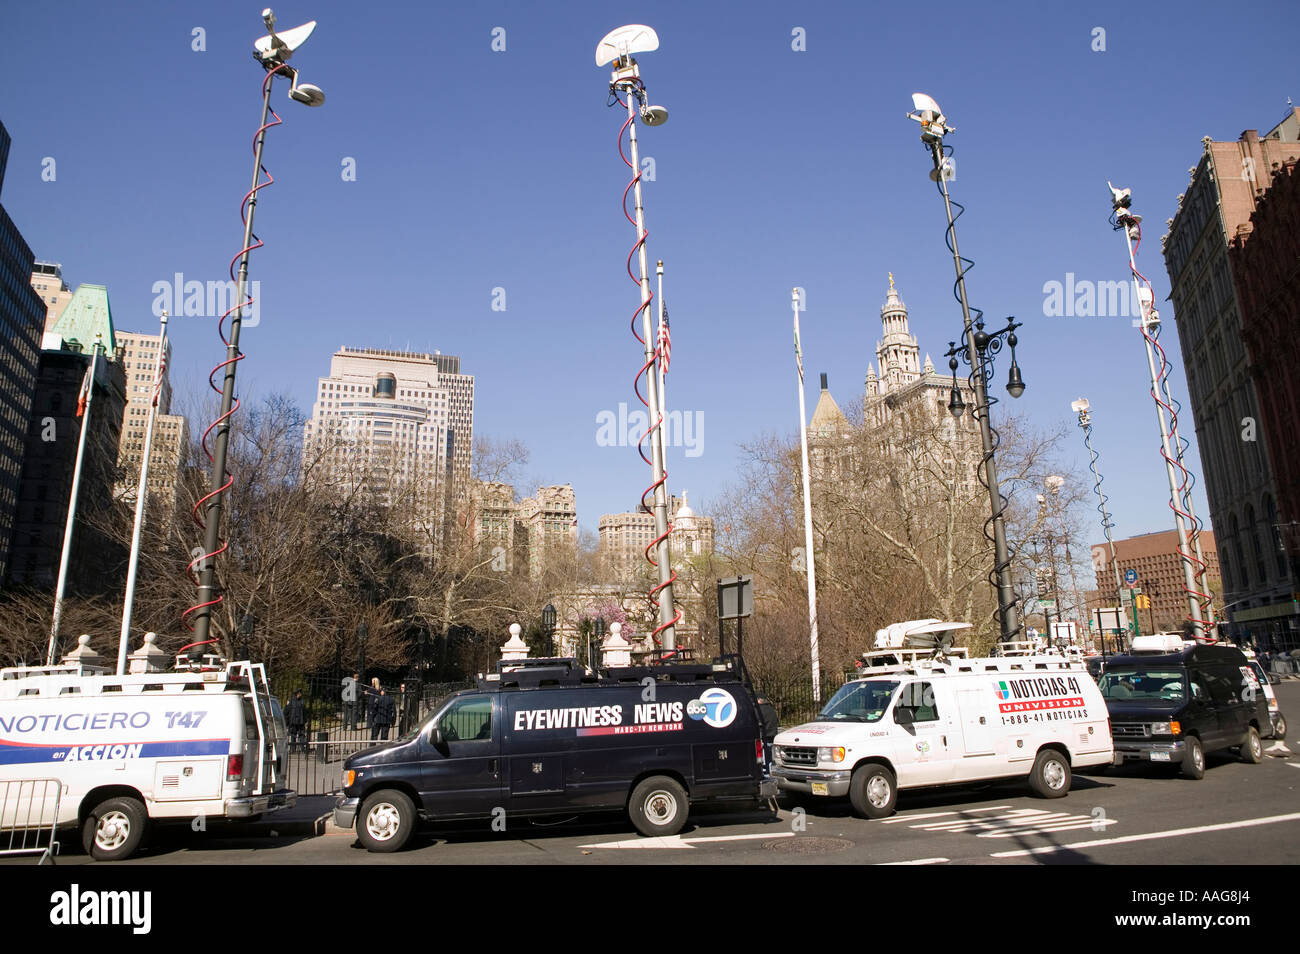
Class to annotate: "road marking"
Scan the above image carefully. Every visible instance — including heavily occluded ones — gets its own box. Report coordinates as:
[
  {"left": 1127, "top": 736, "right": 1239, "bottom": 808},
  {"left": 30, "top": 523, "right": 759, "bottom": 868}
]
[
  {"left": 904, "top": 807, "right": 1116, "bottom": 839},
  {"left": 989, "top": 812, "right": 1300, "bottom": 858},
  {"left": 880, "top": 805, "right": 1011, "bottom": 824},
  {"left": 878, "top": 857, "right": 950, "bottom": 865},
  {"left": 580, "top": 831, "right": 796, "bottom": 850}
]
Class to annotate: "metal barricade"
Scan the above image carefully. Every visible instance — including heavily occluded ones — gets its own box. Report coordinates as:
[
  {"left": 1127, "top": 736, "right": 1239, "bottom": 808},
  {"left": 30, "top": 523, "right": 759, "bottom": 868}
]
[{"left": 0, "top": 779, "right": 61, "bottom": 864}]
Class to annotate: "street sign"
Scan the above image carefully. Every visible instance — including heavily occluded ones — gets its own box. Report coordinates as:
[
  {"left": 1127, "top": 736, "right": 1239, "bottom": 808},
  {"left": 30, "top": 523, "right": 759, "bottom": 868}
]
[
  {"left": 1038, "top": 599, "right": 1057, "bottom": 612},
  {"left": 1123, "top": 568, "right": 1138, "bottom": 588},
  {"left": 716, "top": 576, "right": 753, "bottom": 620}
]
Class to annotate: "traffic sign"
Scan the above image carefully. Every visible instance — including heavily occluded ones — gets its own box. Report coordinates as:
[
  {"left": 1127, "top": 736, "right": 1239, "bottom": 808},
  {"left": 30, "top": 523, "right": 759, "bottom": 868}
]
[{"left": 1123, "top": 568, "right": 1138, "bottom": 588}]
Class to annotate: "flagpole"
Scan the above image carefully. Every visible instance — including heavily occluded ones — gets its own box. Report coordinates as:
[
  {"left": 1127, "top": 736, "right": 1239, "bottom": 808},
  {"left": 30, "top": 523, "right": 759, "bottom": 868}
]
[
  {"left": 117, "top": 312, "right": 168, "bottom": 674},
  {"left": 793, "top": 290, "right": 821, "bottom": 702},
  {"left": 48, "top": 342, "right": 103, "bottom": 666}
]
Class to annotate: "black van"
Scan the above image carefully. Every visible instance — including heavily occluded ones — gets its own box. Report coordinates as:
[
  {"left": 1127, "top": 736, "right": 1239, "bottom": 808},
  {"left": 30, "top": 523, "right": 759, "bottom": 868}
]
[
  {"left": 333, "top": 657, "right": 777, "bottom": 851},
  {"left": 1100, "top": 642, "right": 1270, "bottom": 779}
]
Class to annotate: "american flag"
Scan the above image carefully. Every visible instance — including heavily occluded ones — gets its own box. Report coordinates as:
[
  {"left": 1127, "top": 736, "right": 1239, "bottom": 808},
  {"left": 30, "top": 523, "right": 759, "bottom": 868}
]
[
  {"left": 658, "top": 303, "right": 671, "bottom": 375},
  {"left": 75, "top": 358, "right": 95, "bottom": 418},
  {"left": 152, "top": 341, "right": 167, "bottom": 408}
]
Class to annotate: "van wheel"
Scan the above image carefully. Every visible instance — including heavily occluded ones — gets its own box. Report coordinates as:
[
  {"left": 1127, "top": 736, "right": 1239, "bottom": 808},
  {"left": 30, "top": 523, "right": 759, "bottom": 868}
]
[
  {"left": 1181, "top": 736, "right": 1205, "bottom": 779},
  {"left": 1029, "top": 750, "right": 1071, "bottom": 798},
  {"left": 849, "top": 764, "right": 897, "bottom": 819},
  {"left": 1240, "top": 726, "right": 1263, "bottom": 764},
  {"left": 82, "top": 796, "right": 147, "bottom": 861},
  {"left": 357, "top": 790, "right": 415, "bottom": 852},
  {"left": 1274, "top": 713, "right": 1287, "bottom": 741},
  {"left": 629, "top": 776, "right": 688, "bottom": 837}
]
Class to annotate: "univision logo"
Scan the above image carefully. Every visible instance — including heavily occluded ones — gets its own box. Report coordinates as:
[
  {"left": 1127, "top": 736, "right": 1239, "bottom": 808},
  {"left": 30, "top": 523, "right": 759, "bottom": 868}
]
[{"left": 996, "top": 682, "right": 1011, "bottom": 701}]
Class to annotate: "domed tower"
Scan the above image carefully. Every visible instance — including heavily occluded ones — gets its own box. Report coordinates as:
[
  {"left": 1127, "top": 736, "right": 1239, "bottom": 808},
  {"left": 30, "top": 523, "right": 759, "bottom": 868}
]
[{"left": 875, "top": 274, "right": 921, "bottom": 393}]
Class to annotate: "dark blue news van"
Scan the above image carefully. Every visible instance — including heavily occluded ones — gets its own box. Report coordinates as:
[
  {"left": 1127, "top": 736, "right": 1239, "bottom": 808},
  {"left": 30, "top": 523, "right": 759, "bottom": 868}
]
[{"left": 333, "top": 656, "right": 778, "bottom": 851}]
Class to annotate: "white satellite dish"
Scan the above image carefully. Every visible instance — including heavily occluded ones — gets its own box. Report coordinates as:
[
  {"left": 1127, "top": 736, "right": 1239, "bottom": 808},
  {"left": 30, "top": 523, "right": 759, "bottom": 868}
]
[
  {"left": 595, "top": 24, "right": 659, "bottom": 67},
  {"left": 255, "top": 19, "right": 318, "bottom": 63},
  {"left": 911, "top": 92, "right": 943, "bottom": 116}
]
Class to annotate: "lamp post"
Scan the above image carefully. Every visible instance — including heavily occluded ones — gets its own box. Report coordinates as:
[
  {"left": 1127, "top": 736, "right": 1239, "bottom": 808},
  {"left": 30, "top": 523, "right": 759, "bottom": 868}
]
[
  {"left": 541, "top": 603, "right": 557, "bottom": 657},
  {"left": 943, "top": 315, "right": 1026, "bottom": 644},
  {"left": 910, "top": 92, "right": 1024, "bottom": 645}
]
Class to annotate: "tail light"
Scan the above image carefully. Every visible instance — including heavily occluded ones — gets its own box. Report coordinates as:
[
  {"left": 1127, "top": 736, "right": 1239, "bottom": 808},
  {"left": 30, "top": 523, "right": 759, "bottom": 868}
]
[
  {"left": 226, "top": 754, "right": 244, "bottom": 780},
  {"left": 755, "top": 739, "right": 764, "bottom": 763}
]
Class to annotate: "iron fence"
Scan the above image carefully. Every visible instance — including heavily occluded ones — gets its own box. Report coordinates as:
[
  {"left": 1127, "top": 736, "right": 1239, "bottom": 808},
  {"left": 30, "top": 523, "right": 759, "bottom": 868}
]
[
  {"left": 0, "top": 779, "right": 61, "bottom": 864},
  {"left": 753, "top": 670, "right": 849, "bottom": 730},
  {"left": 269, "top": 672, "right": 474, "bottom": 795}
]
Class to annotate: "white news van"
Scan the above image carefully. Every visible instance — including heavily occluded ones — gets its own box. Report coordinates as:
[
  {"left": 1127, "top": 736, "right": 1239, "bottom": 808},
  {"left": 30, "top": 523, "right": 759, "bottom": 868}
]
[
  {"left": 772, "top": 625, "right": 1113, "bottom": 818},
  {"left": 0, "top": 655, "right": 295, "bottom": 860}
]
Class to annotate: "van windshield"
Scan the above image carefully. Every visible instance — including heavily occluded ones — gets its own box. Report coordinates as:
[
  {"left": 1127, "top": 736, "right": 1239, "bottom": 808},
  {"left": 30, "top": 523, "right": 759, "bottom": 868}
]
[
  {"left": 818, "top": 681, "right": 898, "bottom": 722},
  {"left": 1099, "top": 669, "right": 1186, "bottom": 703}
]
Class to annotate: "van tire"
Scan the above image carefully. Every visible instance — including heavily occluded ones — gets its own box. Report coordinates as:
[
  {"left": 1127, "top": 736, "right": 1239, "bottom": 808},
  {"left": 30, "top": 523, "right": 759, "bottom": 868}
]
[
  {"left": 82, "top": 796, "right": 147, "bottom": 861},
  {"left": 1181, "top": 736, "right": 1205, "bottom": 779},
  {"left": 849, "top": 764, "right": 897, "bottom": 819},
  {"left": 1240, "top": 726, "right": 1263, "bottom": 764},
  {"left": 357, "top": 790, "right": 416, "bottom": 852},
  {"left": 629, "top": 776, "right": 688, "bottom": 837},
  {"left": 1029, "top": 749, "right": 1071, "bottom": 798},
  {"left": 1274, "top": 713, "right": 1287, "bottom": 740}
]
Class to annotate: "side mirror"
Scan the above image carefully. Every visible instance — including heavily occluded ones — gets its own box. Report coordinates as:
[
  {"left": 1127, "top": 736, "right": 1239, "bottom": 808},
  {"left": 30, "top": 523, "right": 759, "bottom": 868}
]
[
  {"left": 894, "top": 706, "right": 915, "bottom": 726},
  {"left": 432, "top": 725, "right": 444, "bottom": 746}
]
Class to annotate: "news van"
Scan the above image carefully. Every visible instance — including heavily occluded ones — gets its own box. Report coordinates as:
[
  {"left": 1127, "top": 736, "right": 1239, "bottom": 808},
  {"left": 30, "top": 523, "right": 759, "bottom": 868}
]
[
  {"left": 773, "top": 628, "right": 1113, "bottom": 818},
  {"left": 0, "top": 653, "right": 295, "bottom": 860},
  {"left": 334, "top": 656, "right": 777, "bottom": 851}
]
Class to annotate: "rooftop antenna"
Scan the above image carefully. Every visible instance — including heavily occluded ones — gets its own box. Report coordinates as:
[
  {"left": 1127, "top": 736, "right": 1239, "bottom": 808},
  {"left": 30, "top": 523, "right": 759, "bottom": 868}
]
[
  {"left": 182, "top": 8, "right": 329, "bottom": 665},
  {"left": 597, "top": 24, "right": 679, "bottom": 651},
  {"left": 1106, "top": 183, "right": 1214, "bottom": 639}
]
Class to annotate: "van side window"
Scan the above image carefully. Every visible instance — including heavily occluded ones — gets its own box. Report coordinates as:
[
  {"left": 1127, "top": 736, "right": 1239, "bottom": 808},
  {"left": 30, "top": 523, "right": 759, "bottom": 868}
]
[
  {"left": 440, "top": 695, "right": 493, "bottom": 742},
  {"left": 1201, "top": 666, "right": 1237, "bottom": 704},
  {"left": 899, "top": 681, "right": 939, "bottom": 722},
  {"left": 1188, "top": 672, "right": 1210, "bottom": 702}
]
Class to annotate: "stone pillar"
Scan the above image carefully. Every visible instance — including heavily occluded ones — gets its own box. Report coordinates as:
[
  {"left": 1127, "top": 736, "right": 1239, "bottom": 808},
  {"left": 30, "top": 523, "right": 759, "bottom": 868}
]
[
  {"left": 603, "top": 622, "right": 632, "bottom": 667},
  {"left": 128, "top": 632, "right": 171, "bottom": 674},
  {"left": 61, "top": 634, "right": 106, "bottom": 672},
  {"left": 501, "top": 622, "right": 529, "bottom": 661}
]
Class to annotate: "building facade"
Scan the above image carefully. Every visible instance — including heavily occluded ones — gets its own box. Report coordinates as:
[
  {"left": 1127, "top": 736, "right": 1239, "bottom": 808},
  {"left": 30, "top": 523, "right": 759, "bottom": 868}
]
[
  {"left": 30, "top": 262, "right": 73, "bottom": 331},
  {"left": 0, "top": 121, "right": 48, "bottom": 581},
  {"left": 114, "top": 329, "right": 186, "bottom": 504},
  {"left": 1229, "top": 153, "right": 1300, "bottom": 649},
  {"left": 303, "top": 348, "right": 474, "bottom": 522},
  {"left": 598, "top": 493, "right": 713, "bottom": 576},
  {"left": 1162, "top": 109, "right": 1300, "bottom": 644},
  {"left": 1091, "top": 529, "right": 1222, "bottom": 635},
  {"left": 8, "top": 286, "right": 128, "bottom": 591}
]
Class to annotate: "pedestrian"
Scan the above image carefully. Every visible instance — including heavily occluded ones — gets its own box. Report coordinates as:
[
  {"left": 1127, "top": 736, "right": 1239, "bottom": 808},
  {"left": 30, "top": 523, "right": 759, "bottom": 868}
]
[
  {"left": 371, "top": 687, "right": 396, "bottom": 742},
  {"left": 365, "top": 676, "right": 381, "bottom": 728},
  {"left": 286, "top": 689, "right": 307, "bottom": 753},
  {"left": 397, "top": 682, "right": 410, "bottom": 735},
  {"left": 341, "top": 671, "right": 359, "bottom": 731}
]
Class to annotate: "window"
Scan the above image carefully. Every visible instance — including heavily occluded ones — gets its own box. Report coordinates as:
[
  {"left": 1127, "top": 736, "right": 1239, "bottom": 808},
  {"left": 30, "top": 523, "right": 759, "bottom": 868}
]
[{"left": 438, "top": 695, "right": 493, "bottom": 742}]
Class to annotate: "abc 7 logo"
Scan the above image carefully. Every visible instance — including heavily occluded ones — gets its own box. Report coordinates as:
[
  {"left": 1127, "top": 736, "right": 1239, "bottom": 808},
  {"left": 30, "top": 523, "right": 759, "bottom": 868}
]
[{"left": 686, "top": 688, "right": 737, "bottom": 728}]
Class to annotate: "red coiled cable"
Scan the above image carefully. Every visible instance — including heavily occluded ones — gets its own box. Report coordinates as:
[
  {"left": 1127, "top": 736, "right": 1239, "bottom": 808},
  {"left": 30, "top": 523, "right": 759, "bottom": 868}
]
[
  {"left": 179, "top": 65, "right": 287, "bottom": 650},
  {"left": 613, "top": 88, "right": 681, "bottom": 646}
]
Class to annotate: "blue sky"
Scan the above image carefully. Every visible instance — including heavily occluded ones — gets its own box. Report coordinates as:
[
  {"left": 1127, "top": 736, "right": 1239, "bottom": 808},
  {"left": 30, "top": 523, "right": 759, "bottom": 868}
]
[{"left": 1, "top": 0, "right": 1294, "bottom": 544}]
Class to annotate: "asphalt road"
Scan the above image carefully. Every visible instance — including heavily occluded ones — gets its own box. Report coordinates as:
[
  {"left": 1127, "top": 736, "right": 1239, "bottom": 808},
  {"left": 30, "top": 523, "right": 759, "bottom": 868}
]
[{"left": 19, "top": 681, "right": 1300, "bottom": 867}]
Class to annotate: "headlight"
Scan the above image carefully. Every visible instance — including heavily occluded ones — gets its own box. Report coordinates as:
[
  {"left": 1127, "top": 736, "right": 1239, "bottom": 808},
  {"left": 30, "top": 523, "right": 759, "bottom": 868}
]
[
  {"left": 772, "top": 746, "right": 784, "bottom": 761},
  {"left": 1149, "top": 722, "right": 1181, "bottom": 736},
  {"left": 817, "top": 746, "right": 846, "bottom": 763}
]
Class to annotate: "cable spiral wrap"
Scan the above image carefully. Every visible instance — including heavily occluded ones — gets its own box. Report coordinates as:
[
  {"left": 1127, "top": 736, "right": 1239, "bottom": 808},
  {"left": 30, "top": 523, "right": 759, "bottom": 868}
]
[
  {"left": 612, "top": 87, "right": 680, "bottom": 646},
  {"left": 179, "top": 64, "right": 287, "bottom": 650},
  {"left": 1081, "top": 423, "right": 1115, "bottom": 547},
  {"left": 1112, "top": 214, "right": 1214, "bottom": 631},
  {"left": 934, "top": 149, "right": 1019, "bottom": 639}
]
